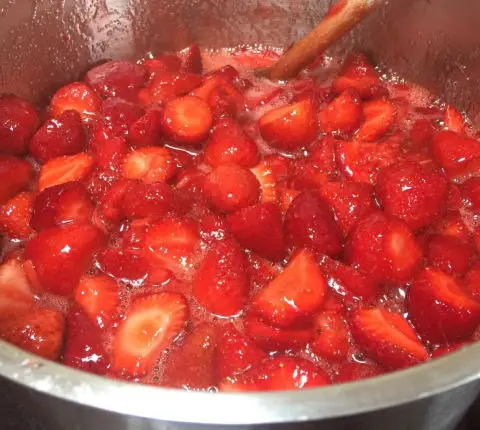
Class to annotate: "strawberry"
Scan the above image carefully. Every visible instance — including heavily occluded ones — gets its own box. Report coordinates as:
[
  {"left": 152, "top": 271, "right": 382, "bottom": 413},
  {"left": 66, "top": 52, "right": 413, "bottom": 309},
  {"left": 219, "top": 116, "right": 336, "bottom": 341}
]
[
  {"left": 85, "top": 60, "right": 147, "bottom": 100},
  {"left": 162, "top": 323, "right": 218, "bottom": 390},
  {"left": 251, "top": 160, "right": 279, "bottom": 204},
  {"left": 279, "top": 188, "right": 300, "bottom": 213},
  {"left": 203, "top": 165, "right": 260, "bottom": 213},
  {"left": 179, "top": 44, "right": 203, "bottom": 74},
  {"left": 129, "top": 109, "right": 163, "bottom": 147},
  {"left": 356, "top": 99, "right": 395, "bottom": 142},
  {"left": 0, "top": 260, "right": 34, "bottom": 314},
  {"left": 318, "top": 90, "right": 362, "bottom": 136},
  {"left": 332, "top": 53, "right": 382, "bottom": 98},
  {"left": 102, "top": 97, "right": 145, "bottom": 137},
  {"left": 335, "top": 362, "right": 383, "bottom": 383},
  {"left": 219, "top": 356, "right": 330, "bottom": 392},
  {"left": 464, "top": 261, "right": 480, "bottom": 302},
  {"left": 63, "top": 306, "right": 110, "bottom": 375},
  {"left": 375, "top": 161, "right": 448, "bottom": 231},
  {"left": 204, "top": 118, "right": 259, "bottom": 168},
  {"left": 431, "top": 342, "right": 471, "bottom": 358},
  {"left": 142, "top": 72, "right": 203, "bottom": 106},
  {"left": 31, "top": 181, "right": 94, "bottom": 231},
  {"left": 246, "top": 253, "right": 279, "bottom": 289},
  {"left": 162, "top": 96, "right": 213, "bottom": 144},
  {"left": 38, "top": 153, "right": 94, "bottom": 191},
  {"left": 74, "top": 275, "right": 119, "bottom": 328},
  {"left": 50, "top": 82, "right": 102, "bottom": 122},
  {"left": 345, "top": 212, "right": 422, "bottom": 283},
  {"left": 143, "top": 55, "right": 181, "bottom": 77},
  {"left": 0, "top": 192, "right": 34, "bottom": 239},
  {"left": 244, "top": 312, "right": 312, "bottom": 352},
  {"left": 435, "top": 211, "right": 471, "bottom": 243},
  {"left": 258, "top": 99, "right": 317, "bottom": 150},
  {"left": 319, "top": 181, "right": 376, "bottom": 235},
  {"left": 227, "top": 202, "right": 285, "bottom": 261},
  {"left": 232, "top": 48, "right": 280, "bottom": 69},
  {"left": 461, "top": 177, "right": 480, "bottom": 212},
  {"left": 112, "top": 292, "right": 188, "bottom": 377},
  {"left": 0, "top": 95, "right": 40, "bottom": 155},
  {"left": 444, "top": 105, "right": 466, "bottom": 135},
  {"left": 284, "top": 191, "right": 343, "bottom": 256},
  {"left": 350, "top": 308, "right": 429, "bottom": 370},
  {"left": 0, "top": 155, "right": 32, "bottom": 204},
  {"left": 24, "top": 224, "right": 105, "bottom": 296},
  {"left": 122, "top": 147, "right": 176, "bottom": 183},
  {"left": 407, "top": 267, "right": 480, "bottom": 343},
  {"left": 409, "top": 119, "right": 435, "bottom": 147},
  {"left": 198, "top": 213, "right": 232, "bottom": 245},
  {"left": 121, "top": 181, "right": 174, "bottom": 219},
  {"left": 215, "top": 326, "right": 266, "bottom": 380},
  {"left": 252, "top": 249, "right": 327, "bottom": 328},
  {"left": 192, "top": 240, "right": 248, "bottom": 316},
  {"left": 0, "top": 307, "right": 65, "bottom": 360}
]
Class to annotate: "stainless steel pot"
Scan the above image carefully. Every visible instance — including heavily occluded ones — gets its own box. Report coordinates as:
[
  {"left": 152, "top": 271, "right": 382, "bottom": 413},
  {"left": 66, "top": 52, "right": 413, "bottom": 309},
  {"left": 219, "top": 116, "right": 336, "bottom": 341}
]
[{"left": 1, "top": 0, "right": 480, "bottom": 429}]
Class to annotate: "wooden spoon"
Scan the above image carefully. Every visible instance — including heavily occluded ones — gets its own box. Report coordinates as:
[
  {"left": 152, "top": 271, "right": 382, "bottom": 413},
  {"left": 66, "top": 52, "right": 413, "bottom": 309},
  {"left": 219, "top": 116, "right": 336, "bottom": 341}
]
[{"left": 258, "top": 0, "right": 385, "bottom": 80}]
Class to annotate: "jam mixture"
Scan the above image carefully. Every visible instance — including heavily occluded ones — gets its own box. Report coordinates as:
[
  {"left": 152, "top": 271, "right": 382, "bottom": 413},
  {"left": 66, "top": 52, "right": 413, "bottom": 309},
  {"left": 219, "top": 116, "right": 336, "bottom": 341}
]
[{"left": 0, "top": 45, "right": 479, "bottom": 392}]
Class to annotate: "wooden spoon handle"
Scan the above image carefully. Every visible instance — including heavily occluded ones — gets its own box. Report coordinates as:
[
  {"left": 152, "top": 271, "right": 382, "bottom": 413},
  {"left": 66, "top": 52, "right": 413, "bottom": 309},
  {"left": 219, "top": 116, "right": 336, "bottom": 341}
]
[{"left": 264, "top": 0, "right": 384, "bottom": 80}]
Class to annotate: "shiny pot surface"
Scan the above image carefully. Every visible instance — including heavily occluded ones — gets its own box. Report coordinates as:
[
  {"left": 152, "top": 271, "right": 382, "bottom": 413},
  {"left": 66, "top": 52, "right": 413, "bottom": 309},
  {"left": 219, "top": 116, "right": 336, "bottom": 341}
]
[{"left": 1, "top": 0, "right": 480, "bottom": 429}]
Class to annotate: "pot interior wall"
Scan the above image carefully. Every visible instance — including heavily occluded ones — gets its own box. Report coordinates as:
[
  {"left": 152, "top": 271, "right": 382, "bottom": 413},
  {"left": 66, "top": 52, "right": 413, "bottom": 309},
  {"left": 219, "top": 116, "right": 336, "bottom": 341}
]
[{"left": 1, "top": 0, "right": 480, "bottom": 124}]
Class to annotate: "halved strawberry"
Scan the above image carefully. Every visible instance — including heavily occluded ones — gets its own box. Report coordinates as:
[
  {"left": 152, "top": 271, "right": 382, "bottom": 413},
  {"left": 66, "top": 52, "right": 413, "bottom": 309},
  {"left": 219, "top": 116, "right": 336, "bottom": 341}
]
[
  {"left": 356, "top": 100, "right": 395, "bottom": 142},
  {"left": 162, "top": 96, "right": 213, "bottom": 144},
  {"left": 219, "top": 356, "right": 330, "bottom": 392},
  {"left": 335, "top": 362, "right": 383, "bottom": 383},
  {"left": 279, "top": 188, "right": 300, "bottom": 213},
  {"left": 284, "top": 191, "right": 343, "bottom": 256},
  {"left": 198, "top": 213, "right": 232, "bottom": 245},
  {"left": 319, "top": 181, "right": 376, "bottom": 235},
  {"left": 143, "top": 55, "right": 181, "bottom": 77},
  {"left": 444, "top": 105, "right": 466, "bottom": 135},
  {"left": 435, "top": 211, "right": 472, "bottom": 243},
  {"left": 179, "top": 44, "right": 203, "bottom": 74},
  {"left": 252, "top": 249, "right": 327, "bottom": 328},
  {"left": 0, "top": 192, "right": 34, "bottom": 239},
  {"left": 50, "top": 82, "right": 102, "bottom": 122},
  {"left": 464, "top": 261, "right": 480, "bottom": 302},
  {"left": 74, "top": 275, "right": 119, "bottom": 328},
  {"left": 162, "top": 323, "right": 217, "bottom": 390},
  {"left": 259, "top": 99, "right": 317, "bottom": 150},
  {"left": 128, "top": 109, "right": 163, "bottom": 147},
  {"left": 0, "top": 259, "right": 34, "bottom": 315},
  {"left": 204, "top": 118, "right": 259, "bottom": 168},
  {"left": 38, "top": 153, "right": 94, "bottom": 191},
  {"left": 461, "top": 177, "right": 480, "bottom": 212},
  {"left": 227, "top": 202, "right": 285, "bottom": 261},
  {"left": 318, "top": 90, "right": 362, "bottom": 136},
  {"left": 407, "top": 267, "right": 480, "bottom": 343},
  {"left": 215, "top": 326, "right": 266, "bottom": 380},
  {"left": 112, "top": 292, "right": 188, "bottom": 377},
  {"left": 345, "top": 212, "right": 422, "bottom": 283},
  {"left": 102, "top": 97, "right": 145, "bottom": 137},
  {"left": 350, "top": 308, "right": 428, "bottom": 370},
  {"left": 31, "top": 181, "right": 94, "bottom": 231},
  {"left": 409, "top": 119, "right": 435, "bottom": 148},
  {"left": 431, "top": 342, "right": 472, "bottom": 358},
  {"left": 0, "top": 95, "right": 40, "bottom": 155},
  {"left": 122, "top": 147, "right": 176, "bottom": 183},
  {"left": 193, "top": 240, "right": 248, "bottom": 316},
  {"left": 0, "top": 155, "right": 32, "bottom": 204},
  {"left": 121, "top": 181, "right": 174, "bottom": 219},
  {"left": 0, "top": 307, "right": 64, "bottom": 360},
  {"left": 25, "top": 224, "right": 105, "bottom": 296},
  {"left": 251, "top": 160, "right": 279, "bottom": 204},
  {"left": 375, "top": 161, "right": 448, "bottom": 231},
  {"left": 203, "top": 165, "right": 260, "bottom": 213},
  {"left": 63, "top": 306, "right": 110, "bottom": 375}
]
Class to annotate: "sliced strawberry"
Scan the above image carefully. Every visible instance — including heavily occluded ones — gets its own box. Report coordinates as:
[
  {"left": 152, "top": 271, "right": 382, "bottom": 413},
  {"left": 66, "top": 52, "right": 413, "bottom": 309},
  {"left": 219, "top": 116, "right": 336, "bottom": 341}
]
[
  {"left": 122, "top": 147, "right": 176, "bottom": 183},
  {"left": 38, "top": 153, "right": 94, "bottom": 191},
  {"left": 179, "top": 44, "right": 203, "bottom": 74},
  {"left": 461, "top": 177, "right": 480, "bottom": 212},
  {"left": 279, "top": 188, "right": 300, "bottom": 213},
  {"left": 284, "top": 191, "right": 343, "bottom": 256},
  {"left": 232, "top": 48, "right": 281, "bottom": 69},
  {"left": 227, "top": 202, "right": 285, "bottom": 261},
  {"left": 431, "top": 342, "right": 472, "bottom": 358},
  {"left": 193, "top": 240, "right": 248, "bottom": 317},
  {"left": 0, "top": 95, "right": 40, "bottom": 155},
  {"left": 244, "top": 312, "right": 312, "bottom": 352},
  {"left": 375, "top": 161, "right": 448, "bottom": 231},
  {"left": 0, "top": 192, "right": 34, "bottom": 239},
  {"left": 215, "top": 326, "right": 266, "bottom": 380},
  {"left": 435, "top": 211, "right": 472, "bottom": 243},
  {"left": 89, "top": 123, "right": 128, "bottom": 173},
  {"left": 356, "top": 100, "right": 395, "bottom": 142},
  {"left": 162, "top": 96, "right": 213, "bottom": 144},
  {"left": 102, "top": 97, "right": 144, "bottom": 137},
  {"left": 162, "top": 323, "right": 217, "bottom": 390},
  {"left": 219, "top": 356, "right": 330, "bottom": 392},
  {"left": 246, "top": 253, "right": 279, "bottom": 289},
  {"left": 464, "top": 261, "right": 480, "bottom": 302},
  {"left": 0, "top": 260, "right": 34, "bottom": 315},
  {"left": 251, "top": 159, "right": 279, "bottom": 204},
  {"left": 85, "top": 60, "right": 147, "bottom": 100},
  {"left": 319, "top": 181, "right": 376, "bottom": 235},
  {"left": 25, "top": 224, "right": 105, "bottom": 296},
  {"left": 112, "top": 292, "right": 188, "bottom": 376},
  {"left": 31, "top": 181, "right": 94, "bottom": 231},
  {"left": 318, "top": 90, "right": 362, "bottom": 136},
  {"left": 407, "top": 267, "right": 480, "bottom": 343},
  {"left": 409, "top": 119, "right": 435, "bottom": 148},
  {"left": 204, "top": 118, "right": 259, "bottom": 168},
  {"left": 259, "top": 99, "right": 317, "bottom": 150},
  {"left": 128, "top": 109, "right": 163, "bottom": 147},
  {"left": 0, "top": 155, "right": 32, "bottom": 204},
  {"left": 197, "top": 213, "right": 232, "bottom": 245},
  {"left": 444, "top": 105, "right": 466, "bottom": 135},
  {"left": 252, "top": 249, "right": 327, "bottom": 328},
  {"left": 0, "top": 307, "right": 64, "bottom": 360},
  {"left": 350, "top": 308, "right": 428, "bottom": 370},
  {"left": 345, "top": 212, "right": 422, "bottom": 283},
  {"left": 143, "top": 55, "right": 181, "bottom": 77},
  {"left": 335, "top": 362, "right": 383, "bottom": 383},
  {"left": 63, "top": 306, "right": 110, "bottom": 375},
  {"left": 50, "top": 82, "right": 102, "bottom": 122},
  {"left": 203, "top": 165, "right": 260, "bottom": 213},
  {"left": 74, "top": 275, "right": 119, "bottom": 328},
  {"left": 121, "top": 181, "right": 174, "bottom": 219},
  {"left": 312, "top": 305, "right": 349, "bottom": 362}
]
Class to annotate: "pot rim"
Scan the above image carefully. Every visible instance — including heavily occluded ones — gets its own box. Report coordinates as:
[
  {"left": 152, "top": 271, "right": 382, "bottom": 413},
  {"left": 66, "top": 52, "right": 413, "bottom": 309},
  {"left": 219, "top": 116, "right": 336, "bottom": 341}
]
[{"left": 0, "top": 340, "right": 479, "bottom": 424}]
